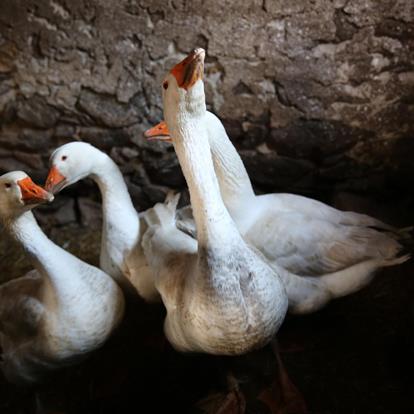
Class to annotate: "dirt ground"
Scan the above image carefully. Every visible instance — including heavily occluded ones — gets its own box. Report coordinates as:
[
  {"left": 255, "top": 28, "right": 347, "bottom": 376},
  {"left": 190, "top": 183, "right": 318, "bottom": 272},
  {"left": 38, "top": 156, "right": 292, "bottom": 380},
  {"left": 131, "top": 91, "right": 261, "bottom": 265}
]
[{"left": 1, "top": 200, "right": 414, "bottom": 414}]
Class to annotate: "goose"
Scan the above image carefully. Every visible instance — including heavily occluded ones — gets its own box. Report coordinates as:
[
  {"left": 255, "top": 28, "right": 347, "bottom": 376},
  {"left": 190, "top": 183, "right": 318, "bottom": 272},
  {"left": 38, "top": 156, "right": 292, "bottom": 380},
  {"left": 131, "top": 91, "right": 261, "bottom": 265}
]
[
  {"left": 141, "top": 48, "right": 288, "bottom": 354},
  {"left": 45, "top": 142, "right": 160, "bottom": 301},
  {"left": 145, "top": 111, "right": 410, "bottom": 314},
  {"left": 0, "top": 171, "right": 124, "bottom": 384}
]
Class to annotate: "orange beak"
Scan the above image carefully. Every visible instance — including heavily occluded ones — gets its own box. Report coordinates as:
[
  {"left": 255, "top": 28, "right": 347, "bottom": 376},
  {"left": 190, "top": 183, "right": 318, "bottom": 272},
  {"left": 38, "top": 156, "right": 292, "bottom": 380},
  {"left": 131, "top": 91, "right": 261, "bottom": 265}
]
[
  {"left": 170, "top": 48, "right": 205, "bottom": 90},
  {"left": 17, "top": 177, "right": 54, "bottom": 205},
  {"left": 45, "top": 165, "right": 66, "bottom": 194},
  {"left": 144, "top": 121, "right": 172, "bottom": 142}
]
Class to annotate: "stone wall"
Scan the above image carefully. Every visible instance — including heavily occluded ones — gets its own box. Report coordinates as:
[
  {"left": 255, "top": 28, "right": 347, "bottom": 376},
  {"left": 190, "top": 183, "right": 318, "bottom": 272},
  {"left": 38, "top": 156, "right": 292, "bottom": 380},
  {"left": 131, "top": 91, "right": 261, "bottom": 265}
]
[{"left": 0, "top": 0, "right": 413, "bottom": 224}]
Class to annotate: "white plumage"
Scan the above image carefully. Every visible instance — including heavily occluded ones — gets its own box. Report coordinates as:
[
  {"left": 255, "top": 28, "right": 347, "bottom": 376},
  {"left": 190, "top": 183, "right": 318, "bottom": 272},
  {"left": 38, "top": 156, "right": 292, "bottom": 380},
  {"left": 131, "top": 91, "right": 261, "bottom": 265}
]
[
  {"left": 0, "top": 171, "right": 124, "bottom": 384},
  {"left": 142, "top": 49, "right": 288, "bottom": 354},
  {"left": 145, "top": 90, "right": 410, "bottom": 314}
]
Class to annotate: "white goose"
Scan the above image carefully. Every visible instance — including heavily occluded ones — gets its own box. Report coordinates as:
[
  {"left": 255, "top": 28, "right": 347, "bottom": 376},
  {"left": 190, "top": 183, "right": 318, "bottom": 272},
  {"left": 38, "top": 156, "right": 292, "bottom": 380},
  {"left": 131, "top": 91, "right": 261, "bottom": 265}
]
[
  {"left": 0, "top": 171, "right": 124, "bottom": 384},
  {"left": 145, "top": 113, "right": 410, "bottom": 314},
  {"left": 142, "top": 48, "right": 288, "bottom": 354},
  {"left": 45, "top": 142, "right": 159, "bottom": 301}
]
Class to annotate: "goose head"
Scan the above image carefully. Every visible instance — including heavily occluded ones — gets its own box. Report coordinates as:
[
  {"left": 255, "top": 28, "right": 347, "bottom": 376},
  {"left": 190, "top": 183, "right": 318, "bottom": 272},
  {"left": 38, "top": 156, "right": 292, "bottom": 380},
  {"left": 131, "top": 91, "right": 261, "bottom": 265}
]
[
  {"left": 0, "top": 171, "right": 53, "bottom": 220},
  {"left": 146, "top": 49, "right": 206, "bottom": 140},
  {"left": 162, "top": 48, "right": 207, "bottom": 127},
  {"left": 144, "top": 120, "right": 172, "bottom": 142},
  {"left": 45, "top": 142, "right": 105, "bottom": 194}
]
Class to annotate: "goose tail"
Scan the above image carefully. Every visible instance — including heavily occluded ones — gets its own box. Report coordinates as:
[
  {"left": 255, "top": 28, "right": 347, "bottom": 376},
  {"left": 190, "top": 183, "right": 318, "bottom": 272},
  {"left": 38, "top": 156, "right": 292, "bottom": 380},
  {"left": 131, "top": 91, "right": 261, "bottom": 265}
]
[
  {"left": 286, "top": 251, "right": 410, "bottom": 315},
  {"left": 143, "top": 191, "right": 180, "bottom": 228}
]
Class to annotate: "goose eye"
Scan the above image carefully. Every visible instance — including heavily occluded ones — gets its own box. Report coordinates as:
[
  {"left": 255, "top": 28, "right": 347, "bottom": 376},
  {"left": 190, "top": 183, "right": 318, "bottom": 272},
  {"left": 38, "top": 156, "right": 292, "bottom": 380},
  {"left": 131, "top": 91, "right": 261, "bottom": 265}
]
[
  {"left": 163, "top": 81, "right": 169, "bottom": 90},
  {"left": 61, "top": 155, "right": 67, "bottom": 161},
  {"left": 4, "top": 183, "right": 11, "bottom": 189}
]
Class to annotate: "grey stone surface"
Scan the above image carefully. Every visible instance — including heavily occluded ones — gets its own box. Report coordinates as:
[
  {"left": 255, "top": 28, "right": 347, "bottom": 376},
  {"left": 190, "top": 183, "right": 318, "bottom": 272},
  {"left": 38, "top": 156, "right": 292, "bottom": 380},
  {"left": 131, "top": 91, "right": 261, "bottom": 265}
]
[{"left": 0, "top": 0, "right": 413, "bottom": 220}]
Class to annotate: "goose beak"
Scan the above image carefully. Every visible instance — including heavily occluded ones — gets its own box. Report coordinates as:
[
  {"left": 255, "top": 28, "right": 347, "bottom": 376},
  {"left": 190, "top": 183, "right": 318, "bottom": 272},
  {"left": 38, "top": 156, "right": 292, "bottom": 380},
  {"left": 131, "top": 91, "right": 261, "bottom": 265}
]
[
  {"left": 18, "top": 177, "right": 54, "bottom": 205},
  {"left": 45, "top": 165, "right": 66, "bottom": 194},
  {"left": 170, "top": 48, "right": 205, "bottom": 90},
  {"left": 144, "top": 121, "right": 172, "bottom": 142}
]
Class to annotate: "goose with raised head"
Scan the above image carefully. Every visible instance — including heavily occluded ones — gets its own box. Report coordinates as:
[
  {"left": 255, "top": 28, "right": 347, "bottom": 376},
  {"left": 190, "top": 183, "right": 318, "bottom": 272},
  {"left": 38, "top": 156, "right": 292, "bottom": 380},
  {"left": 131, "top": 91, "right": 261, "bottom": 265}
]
[
  {"left": 142, "top": 48, "right": 288, "bottom": 354},
  {"left": 45, "top": 142, "right": 160, "bottom": 301},
  {"left": 145, "top": 114, "right": 410, "bottom": 314},
  {"left": 0, "top": 171, "right": 124, "bottom": 384}
]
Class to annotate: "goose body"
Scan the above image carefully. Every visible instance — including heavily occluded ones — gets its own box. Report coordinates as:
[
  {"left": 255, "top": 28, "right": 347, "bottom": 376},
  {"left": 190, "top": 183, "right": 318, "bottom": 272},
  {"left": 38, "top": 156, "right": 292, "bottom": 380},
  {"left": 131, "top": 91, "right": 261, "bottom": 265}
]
[
  {"left": 146, "top": 111, "right": 410, "bottom": 314},
  {"left": 143, "top": 49, "right": 288, "bottom": 354},
  {"left": 0, "top": 172, "right": 124, "bottom": 384},
  {"left": 205, "top": 111, "right": 408, "bottom": 272},
  {"left": 46, "top": 143, "right": 159, "bottom": 301}
]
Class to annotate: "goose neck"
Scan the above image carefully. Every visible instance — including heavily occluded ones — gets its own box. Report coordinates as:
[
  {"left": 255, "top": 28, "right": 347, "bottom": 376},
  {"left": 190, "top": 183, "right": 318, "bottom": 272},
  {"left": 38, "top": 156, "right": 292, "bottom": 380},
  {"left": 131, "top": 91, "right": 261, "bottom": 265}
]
[
  {"left": 6, "top": 211, "right": 82, "bottom": 301},
  {"left": 170, "top": 117, "right": 238, "bottom": 248},
  {"left": 90, "top": 157, "right": 135, "bottom": 212},
  {"left": 88, "top": 155, "right": 139, "bottom": 234},
  {"left": 206, "top": 112, "right": 256, "bottom": 215}
]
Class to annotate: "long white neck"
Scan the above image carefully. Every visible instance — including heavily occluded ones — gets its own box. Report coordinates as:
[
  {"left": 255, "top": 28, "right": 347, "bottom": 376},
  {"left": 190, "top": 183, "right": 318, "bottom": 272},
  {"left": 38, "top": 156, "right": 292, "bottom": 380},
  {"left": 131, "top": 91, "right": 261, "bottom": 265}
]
[
  {"left": 7, "top": 211, "right": 85, "bottom": 303},
  {"left": 205, "top": 112, "right": 256, "bottom": 218},
  {"left": 89, "top": 154, "right": 139, "bottom": 245},
  {"left": 169, "top": 114, "right": 239, "bottom": 248}
]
